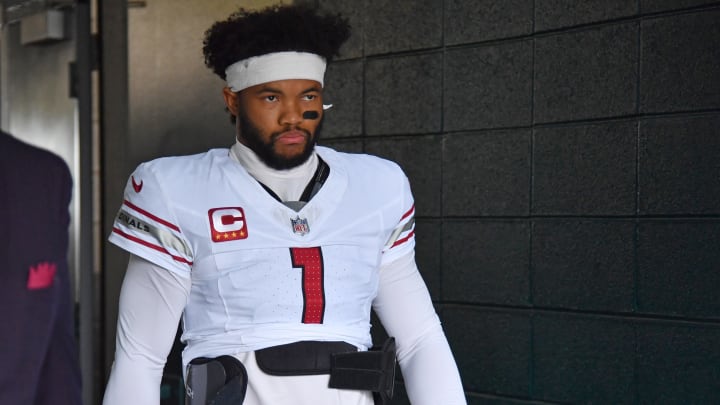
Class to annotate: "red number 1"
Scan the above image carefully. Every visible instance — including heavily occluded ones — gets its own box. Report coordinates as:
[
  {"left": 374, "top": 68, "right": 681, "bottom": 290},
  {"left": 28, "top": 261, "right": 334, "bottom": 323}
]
[{"left": 290, "top": 247, "right": 325, "bottom": 324}]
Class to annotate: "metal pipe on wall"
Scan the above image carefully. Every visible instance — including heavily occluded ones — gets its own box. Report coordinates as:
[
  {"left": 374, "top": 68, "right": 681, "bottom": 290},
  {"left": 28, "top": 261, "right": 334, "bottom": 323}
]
[
  {"left": 97, "top": 0, "right": 129, "bottom": 395},
  {"left": 73, "top": 1, "right": 96, "bottom": 404}
]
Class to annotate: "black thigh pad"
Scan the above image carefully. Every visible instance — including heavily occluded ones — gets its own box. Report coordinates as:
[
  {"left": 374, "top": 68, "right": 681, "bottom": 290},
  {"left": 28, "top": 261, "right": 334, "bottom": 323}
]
[{"left": 186, "top": 355, "right": 248, "bottom": 405}]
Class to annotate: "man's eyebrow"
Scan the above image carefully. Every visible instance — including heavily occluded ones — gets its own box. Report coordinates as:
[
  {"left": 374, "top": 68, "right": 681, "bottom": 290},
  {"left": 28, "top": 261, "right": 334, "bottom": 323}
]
[
  {"left": 301, "top": 86, "right": 322, "bottom": 93},
  {"left": 252, "top": 85, "right": 322, "bottom": 95},
  {"left": 254, "top": 86, "right": 283, "bottom": 94}
]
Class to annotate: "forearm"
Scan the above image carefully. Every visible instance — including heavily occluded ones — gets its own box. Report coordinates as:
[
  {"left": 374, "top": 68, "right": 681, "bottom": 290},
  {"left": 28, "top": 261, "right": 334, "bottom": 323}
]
[
  {"left": 373, "top": 253, "right": 466, "bottom": 405},
  {"left": 395, "top": 324, "right": 466, "bottom": 405},
  {"left": 103, "top": 255, "right": 190, "bottom": 405}
]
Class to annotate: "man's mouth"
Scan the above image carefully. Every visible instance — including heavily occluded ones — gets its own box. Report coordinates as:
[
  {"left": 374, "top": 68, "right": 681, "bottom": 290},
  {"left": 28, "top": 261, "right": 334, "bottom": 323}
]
[{"left": 274, "top": 129, "right": 308, "bottom": 145}]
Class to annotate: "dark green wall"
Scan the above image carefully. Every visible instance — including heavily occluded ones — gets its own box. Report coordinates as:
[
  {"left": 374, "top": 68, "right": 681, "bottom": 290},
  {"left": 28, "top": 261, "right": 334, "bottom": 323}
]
[{"left": 317, "top": 1, "right": 720, "bottom": 403}]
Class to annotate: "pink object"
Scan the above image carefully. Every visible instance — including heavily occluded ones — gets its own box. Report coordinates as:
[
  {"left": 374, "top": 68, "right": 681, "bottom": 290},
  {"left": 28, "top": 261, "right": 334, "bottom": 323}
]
[{"left": 27, "top": 261, "right": 57, "bottom": 290}]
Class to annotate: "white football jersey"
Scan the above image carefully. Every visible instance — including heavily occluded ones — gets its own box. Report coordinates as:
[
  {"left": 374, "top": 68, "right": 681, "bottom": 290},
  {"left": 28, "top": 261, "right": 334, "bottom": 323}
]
[{"left": 109, "top": 146, "right": 416, "bottom": 362}]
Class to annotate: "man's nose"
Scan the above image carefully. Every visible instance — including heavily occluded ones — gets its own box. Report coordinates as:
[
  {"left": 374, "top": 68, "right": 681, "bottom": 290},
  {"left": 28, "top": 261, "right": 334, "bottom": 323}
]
[{"left": 279, "top": 100, "right": 303, "bottom": 126}]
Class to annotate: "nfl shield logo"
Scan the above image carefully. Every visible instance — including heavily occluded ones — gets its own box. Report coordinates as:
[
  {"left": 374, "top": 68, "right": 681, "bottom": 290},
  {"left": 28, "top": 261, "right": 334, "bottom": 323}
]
[{"left": 291, "top": 216, "right": 310, "bottom": 236}]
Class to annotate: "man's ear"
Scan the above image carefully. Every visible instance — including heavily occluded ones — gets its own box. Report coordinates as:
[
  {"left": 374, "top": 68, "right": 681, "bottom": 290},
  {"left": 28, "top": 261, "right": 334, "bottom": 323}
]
[{"left": 222, "top": 87, "right": 240, "bottom": 115}]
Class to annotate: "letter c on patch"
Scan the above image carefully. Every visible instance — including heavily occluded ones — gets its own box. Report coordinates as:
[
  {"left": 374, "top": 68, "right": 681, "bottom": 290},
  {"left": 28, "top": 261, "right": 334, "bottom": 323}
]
[{"left": 208, "top": 207, "right": 248, "bottom": 242}]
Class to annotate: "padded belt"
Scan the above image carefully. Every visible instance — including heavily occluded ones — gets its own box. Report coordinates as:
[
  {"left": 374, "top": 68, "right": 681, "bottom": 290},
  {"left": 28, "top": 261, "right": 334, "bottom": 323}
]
[
  {"left": 255, "top": 340, "right": 356, "bottom": 375},
  {"left": 256, "top": 338, "right": 397, "bottom": 405},
  {"left": 329, "top": 338, "right": 396, "bottom": 405}
]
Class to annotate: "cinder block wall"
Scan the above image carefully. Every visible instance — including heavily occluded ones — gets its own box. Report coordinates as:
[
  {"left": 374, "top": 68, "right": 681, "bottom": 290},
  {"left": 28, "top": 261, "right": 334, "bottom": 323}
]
[{"left": 317, "top": 1, "right": 720, "bottom": 403}]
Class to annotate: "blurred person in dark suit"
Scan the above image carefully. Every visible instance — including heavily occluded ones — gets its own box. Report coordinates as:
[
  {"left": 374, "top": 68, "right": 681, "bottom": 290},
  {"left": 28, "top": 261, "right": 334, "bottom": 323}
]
[{"left": 0, "top": 130, "right": 82, "bottom": 405}]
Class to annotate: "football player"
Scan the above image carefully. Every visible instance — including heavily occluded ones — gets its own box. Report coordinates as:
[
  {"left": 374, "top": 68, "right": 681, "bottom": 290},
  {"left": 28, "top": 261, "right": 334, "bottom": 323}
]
[{"left": 103, "top": 5, "right": 465, "bottom": 405}]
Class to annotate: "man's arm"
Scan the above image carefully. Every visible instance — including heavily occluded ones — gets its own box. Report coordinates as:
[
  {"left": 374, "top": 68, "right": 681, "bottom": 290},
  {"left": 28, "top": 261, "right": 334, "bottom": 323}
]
[
  {"left": 373, "top": 252, "right": 466, "bottom": 405},
  {"left": 103, "top": 255, "right": 190, "bottom": 405}
]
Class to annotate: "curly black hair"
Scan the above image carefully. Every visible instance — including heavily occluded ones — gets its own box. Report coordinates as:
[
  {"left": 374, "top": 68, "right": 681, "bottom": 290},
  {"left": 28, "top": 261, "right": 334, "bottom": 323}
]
[{"left": 203, "top": 4, "right": 351, "bottom": 80}]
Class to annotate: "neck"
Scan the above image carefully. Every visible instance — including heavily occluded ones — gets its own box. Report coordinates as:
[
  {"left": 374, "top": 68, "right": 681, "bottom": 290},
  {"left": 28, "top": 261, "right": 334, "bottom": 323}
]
[{"left": 229, "top": 141, "right": 318, "bottom": 201}]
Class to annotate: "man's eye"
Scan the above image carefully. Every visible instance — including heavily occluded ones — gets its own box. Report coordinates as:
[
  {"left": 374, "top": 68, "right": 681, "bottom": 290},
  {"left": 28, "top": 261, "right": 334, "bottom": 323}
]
[
  {"left": 265, "top": 95, "right": 278, "bottom": 102},
  {"left": 303, "top": 94, "right": 317, "bottom": 101}
]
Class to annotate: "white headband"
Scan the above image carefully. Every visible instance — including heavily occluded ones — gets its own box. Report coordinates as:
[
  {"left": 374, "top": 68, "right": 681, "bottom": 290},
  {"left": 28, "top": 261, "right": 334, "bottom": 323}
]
[{"left": 225, "top": 51, "right": 327, "bottom": 92}]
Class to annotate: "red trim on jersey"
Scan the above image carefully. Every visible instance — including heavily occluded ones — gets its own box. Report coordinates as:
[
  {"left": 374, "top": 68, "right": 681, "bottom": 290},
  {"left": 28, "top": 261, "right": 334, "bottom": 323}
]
[
  {"left": 391, "top": 229, "right": 415, "bottom": 248},
  {"left": 112, "top": 227, "right": 192, "bottom": 266},
  {"left": 400, "top": 205, "right": 415, "bottom": 221},
  {"left": 123, "top": 199, "right": 181, "bottom": 232}
]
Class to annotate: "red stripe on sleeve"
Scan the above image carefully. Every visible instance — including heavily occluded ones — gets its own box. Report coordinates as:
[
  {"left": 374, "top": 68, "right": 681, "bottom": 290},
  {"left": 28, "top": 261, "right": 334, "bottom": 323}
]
[
  {"left": 400, "top": 204, "right": 415, "bottom": 221},
  {"left": 112, "top": 227, "right": 192, "bottom": 266},
  {"left": 123, "top": 199, "right": 181, "bottom": 232},
  {"left": 391, "top": 229, "right": 415, "bottom": 248}
]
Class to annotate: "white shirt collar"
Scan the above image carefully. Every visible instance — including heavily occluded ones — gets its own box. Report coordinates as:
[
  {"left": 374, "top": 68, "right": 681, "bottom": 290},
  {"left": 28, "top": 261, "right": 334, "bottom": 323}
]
[{"left": 229, "top": 140, "right": 318, "bottom": 202}]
